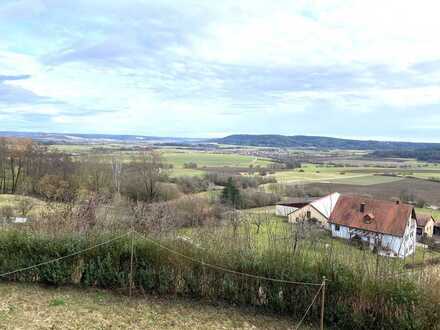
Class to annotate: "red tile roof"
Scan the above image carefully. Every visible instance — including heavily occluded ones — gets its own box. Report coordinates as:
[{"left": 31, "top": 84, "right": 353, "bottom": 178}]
[
  {"left": 417, "top": 214, "right": 434, "bottom": 227},
  {"left": 329, "top": 195, "right": 414, "bottom": 237}
]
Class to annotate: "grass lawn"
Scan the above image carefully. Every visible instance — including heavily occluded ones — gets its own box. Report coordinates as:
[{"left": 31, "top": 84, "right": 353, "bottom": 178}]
[{"left": 0, "top": 283, "right": 306, "bottom": 329}]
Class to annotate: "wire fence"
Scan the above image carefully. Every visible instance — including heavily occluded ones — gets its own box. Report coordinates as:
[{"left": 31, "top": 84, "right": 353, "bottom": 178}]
[
  {"left": 135, "top": 232, "right": 323, "bottom": 286},
  {"left": 0, "top": 230, "right": 327, "bottom": 329}
]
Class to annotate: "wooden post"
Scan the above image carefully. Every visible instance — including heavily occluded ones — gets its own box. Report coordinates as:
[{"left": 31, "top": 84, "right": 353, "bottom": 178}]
[
  {"left": 320, "top": 276, "right": 326, "bottom": 330},
  {"left": 129, "top": 225, "right": 135, "bottom": 297}
]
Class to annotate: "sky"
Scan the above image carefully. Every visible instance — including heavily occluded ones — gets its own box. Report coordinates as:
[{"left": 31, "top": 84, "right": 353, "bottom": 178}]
[{"left": 1, "top": 0, "right": 440, "bottom": 141}]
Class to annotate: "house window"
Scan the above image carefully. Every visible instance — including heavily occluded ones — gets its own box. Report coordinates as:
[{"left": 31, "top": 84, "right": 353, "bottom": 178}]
[
  {"left": 306, "top": 211, "right": 311, "bottom": 219},
  {"left": 335, "top": 224, "right": 340, "bottom": 231},
  {"left": 416, "top": 228, "right": 423, "bottom": 235}
]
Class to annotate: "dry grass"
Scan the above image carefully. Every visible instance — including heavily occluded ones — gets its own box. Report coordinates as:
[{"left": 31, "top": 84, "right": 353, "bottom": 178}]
[{"left": 0, "top": 283, "right": 309, "bottom": 329}]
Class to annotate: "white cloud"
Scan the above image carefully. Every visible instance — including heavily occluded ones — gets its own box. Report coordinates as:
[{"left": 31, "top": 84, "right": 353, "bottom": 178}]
[{"left": 1, "top": 0, "right": 440, "bottom": 139}]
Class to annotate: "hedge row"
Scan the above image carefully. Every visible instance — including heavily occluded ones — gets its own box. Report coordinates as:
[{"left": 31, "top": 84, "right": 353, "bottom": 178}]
[{"left": 0, "top": 231, "right": 438, "bottom": 329}]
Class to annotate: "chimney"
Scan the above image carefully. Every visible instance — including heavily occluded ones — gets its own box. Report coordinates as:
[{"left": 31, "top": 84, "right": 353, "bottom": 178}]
[{"left": 360, "top": 203, "right": 366, "bottom": 213}]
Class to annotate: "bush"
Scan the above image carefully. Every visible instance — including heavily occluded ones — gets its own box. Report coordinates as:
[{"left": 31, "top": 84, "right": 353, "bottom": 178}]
[
  {"left": 240, "top": 189, "right": 281, "bottom": 209},
  {"left": 156, "top": 183, "right": 181, "bottom": 201},
  {"left": 173, "top": 176, "right": 210, "bottom": 194},
  {"left": 205, "top": 173, "right": 276, "bottom": 189},
  {"left": 183, "top": 162, "right": 198, "bottom": 169},
  {"left": 38, "top": 175, "right": 76, "bottom": 202}
]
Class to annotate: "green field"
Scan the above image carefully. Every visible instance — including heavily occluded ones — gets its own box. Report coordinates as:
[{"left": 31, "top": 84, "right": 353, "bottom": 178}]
[
  {"left": 161, "top": 150, "right": 273, "bottom": 177},
  {"left": 269, "top": 167, "right": 361, "bottom": 183},
  {"left": 0, "top": 283, "right": 302, "bottom": 330},
  {"left": 161, "top": 150, "right": 272, "bottom": 168},
  {"left": 406, "top": 172, "right": 440, "bottom": 181},
  {"left": 327, "top": 175, "right": 404, "bottom": 186}
]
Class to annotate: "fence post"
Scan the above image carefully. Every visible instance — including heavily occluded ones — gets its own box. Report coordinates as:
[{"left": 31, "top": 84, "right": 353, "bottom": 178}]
[
  {"left": 129, "top": 226, "right": 135, "bottom": 297},
  {"left": 320, "top": 276, "right": 326, "bottom": 330}
]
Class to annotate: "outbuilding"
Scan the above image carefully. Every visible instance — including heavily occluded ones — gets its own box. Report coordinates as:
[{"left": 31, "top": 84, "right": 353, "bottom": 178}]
[
  {"left": 275, "top": 197, "right": 318, "bottom": 217},
  {"left": 416, "top": 214, "right": 436, "bottom": 240},
  {"left": 288, "top": 192, "right": 340, "bottom": 228}
]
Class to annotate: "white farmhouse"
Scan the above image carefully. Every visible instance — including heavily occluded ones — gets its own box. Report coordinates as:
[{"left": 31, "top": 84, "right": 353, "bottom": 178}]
[{"left": 329, "top": 195, "right": 417, "bottom": 258}]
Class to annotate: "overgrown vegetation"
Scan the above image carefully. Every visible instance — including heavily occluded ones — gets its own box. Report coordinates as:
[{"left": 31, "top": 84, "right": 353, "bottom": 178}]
[{"left": 0, "top": 227, "right": 438, "bottom": 329}]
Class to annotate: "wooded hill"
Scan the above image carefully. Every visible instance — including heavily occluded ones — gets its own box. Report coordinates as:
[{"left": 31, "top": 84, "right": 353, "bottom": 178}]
[{"left": 214, "top": 134, "right": 440, "bottom": 151}]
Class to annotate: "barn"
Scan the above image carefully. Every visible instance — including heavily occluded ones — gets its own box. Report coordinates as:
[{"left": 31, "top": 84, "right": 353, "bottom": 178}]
[
  {"left": 275, "top": 197, "right": 318, "bottom": 217},
  {"left": 287, "top": 192, "right": 340, "bottom": 228}
]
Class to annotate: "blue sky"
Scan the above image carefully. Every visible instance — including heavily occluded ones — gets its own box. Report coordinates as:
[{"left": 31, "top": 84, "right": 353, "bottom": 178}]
[{"left": 1, "top": 0, "right": 440, "bottom": 141}]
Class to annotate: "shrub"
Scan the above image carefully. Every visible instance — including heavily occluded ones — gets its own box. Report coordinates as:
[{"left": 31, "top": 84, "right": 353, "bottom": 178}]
[
  {"left": 183, "top": 162, "right": 198, "bottom": 169},
  {"left": 173, "top": 176, "right": 210, "bottom": 194},
  {"left": 240, "top": 189, "right": 281, "bottom": 209},
  {"left": 38, "top": 175, "right": 76, "bottom": 202},
  {"left": 205, "top": 173, "right": 276, "bottom": 189},
  {"left": 156, "top": 183, "right": 181, "bottom": 201}
]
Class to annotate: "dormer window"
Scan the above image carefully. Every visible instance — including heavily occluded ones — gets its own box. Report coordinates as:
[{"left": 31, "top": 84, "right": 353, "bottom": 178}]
[{"left": 364, "top": 213, "right": 375, "bottom": 224}]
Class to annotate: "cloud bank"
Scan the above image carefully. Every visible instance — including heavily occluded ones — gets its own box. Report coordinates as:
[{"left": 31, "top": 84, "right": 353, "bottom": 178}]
[{"left": 1, "top": 0, "right": 440, "bottom": 140}]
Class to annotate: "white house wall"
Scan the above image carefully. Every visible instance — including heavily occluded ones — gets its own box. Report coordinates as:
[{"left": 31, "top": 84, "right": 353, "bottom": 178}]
[
  {"left": 330, "top": 214, "right": 417, "bottom": 259},
  {"left": 331, "top": 224, "right": 350, "bottom": 239},
  {"left": 398, "top": 216, "right": 417, "bottom": 258}
]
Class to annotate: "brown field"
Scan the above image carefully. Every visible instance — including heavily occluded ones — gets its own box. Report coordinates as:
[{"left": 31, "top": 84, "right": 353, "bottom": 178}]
[{"left": 308, "top": 177, "right": 440, "bottom": 206}]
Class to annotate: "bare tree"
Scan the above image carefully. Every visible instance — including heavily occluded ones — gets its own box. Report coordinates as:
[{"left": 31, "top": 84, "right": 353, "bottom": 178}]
[
  {"left": 111, "top": 157, "right": 123, "bottom": 194},
  {"left": 124, "top": 151, "right": 166, "bottom": 202}
]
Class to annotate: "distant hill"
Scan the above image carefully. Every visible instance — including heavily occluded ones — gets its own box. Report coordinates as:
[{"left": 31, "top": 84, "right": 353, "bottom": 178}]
[
  {"left": 213, "top": 134, "right": 440, "bottom": 151},
  {"left": 3, "top": 131, "right": 440, "bottom": 151},
  {"left": 0, "top": 131, "right": 202, "bottom": 144}
]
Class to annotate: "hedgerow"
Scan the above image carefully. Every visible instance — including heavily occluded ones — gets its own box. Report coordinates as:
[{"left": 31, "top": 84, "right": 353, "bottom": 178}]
[{"left": 0, "top": 230, "right": 438, "bottom": 330}]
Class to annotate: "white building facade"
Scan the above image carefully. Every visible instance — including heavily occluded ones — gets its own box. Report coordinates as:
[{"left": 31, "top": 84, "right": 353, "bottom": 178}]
[{"left": 330, "top": 215, "right": 417, "bottom": 258}]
